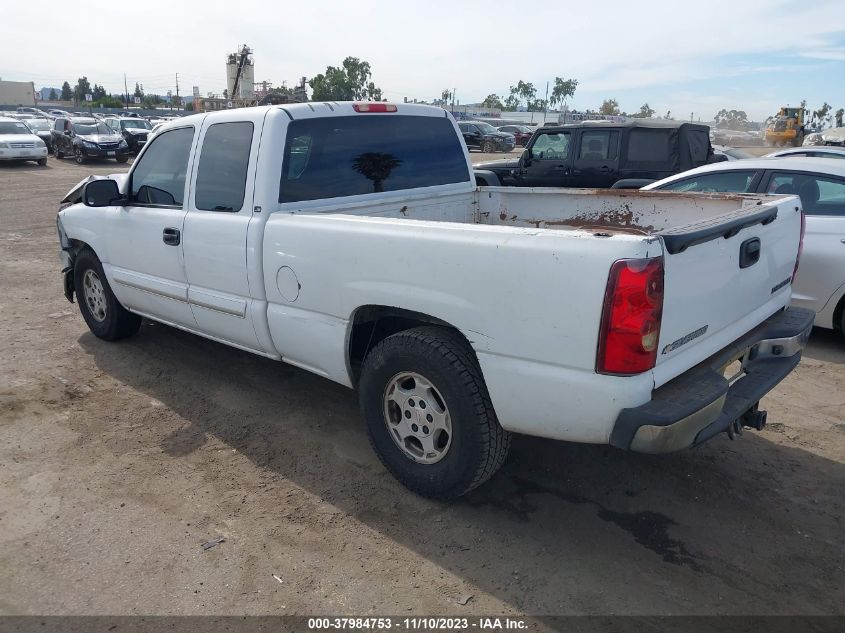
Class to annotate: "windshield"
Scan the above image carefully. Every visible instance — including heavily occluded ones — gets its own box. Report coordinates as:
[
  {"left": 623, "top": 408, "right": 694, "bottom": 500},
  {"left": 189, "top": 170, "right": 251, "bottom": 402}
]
[
  {"left": 123, "top": 119, "right": 152, "bottom": 130},
  {"left": 0, "top": 121, "right": 31, "bottom": 134},
  {"left": 26, "top": 119, "right": 52, "bottom": 131},
  {"left": 73, "top": 121, "right": 112, "bottom": 135},
  {"left": 475, "top": 122, "right": 497, "bottom": 134}
]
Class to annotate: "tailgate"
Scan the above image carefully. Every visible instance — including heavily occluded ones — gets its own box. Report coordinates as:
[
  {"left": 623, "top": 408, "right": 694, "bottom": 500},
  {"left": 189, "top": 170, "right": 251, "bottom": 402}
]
[{"left": 653, "top": 197, "right": 803, "bottom": 387}]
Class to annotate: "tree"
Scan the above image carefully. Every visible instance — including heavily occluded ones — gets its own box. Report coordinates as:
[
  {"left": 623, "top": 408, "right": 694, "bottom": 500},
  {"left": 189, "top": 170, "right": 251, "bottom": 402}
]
[
  {"left": 811, "top": 102, "right": 831, "bottom": 127},
  {"left": 48, "top": 88, "right": 58, "bottom": 101},
  {"left": 73, "top": 76, "right": 91, "bottom": 103},
  {"left": 549, "top": 77, "right": 578, "bottom": 109},
  {"left": 836, "top": 108, "right": 844, "bottom": 128},
  {"left": 481, "top": 94, "right": 504, "bottom": 110},
  {"left": 440, "top": 89, "right": 452, "bottom": 107},
  {"left": 134, "top": 82, "right": 144, "bottom": 98},
  {"left": 599, "top": 98, "right": 620, "bottom": 116},
  {"left": 61, "top": 81, "right": 72, "bottom": 101},
  {"left": 309, "top": 57, "right": 383, "bottom": 101},
  {"left": 352, "top": 152, "right": 402, "bottom": 193},
  {"left": 92, "top": 84, "right": 107, "bottom": 101},
  {"left": 184, "top": 102, "right": 194, "bottom": 112},
  {"left": 93, "top": 95, "right": 123, "bottom": 108},
  {"left": 630, "top": 102, "right": 655, "bottom": 118},
  {"left": 530, "top": 98, "right": 548, "bottom": 112},
  {"left": 503, "top": 93, "right": 520, "bottom": 111},
  {"left": 713, "top": 109, "right": 749, "bottom": 129},
  {"left": 664, "top": 110, "right": 672, "bottom": 120}
]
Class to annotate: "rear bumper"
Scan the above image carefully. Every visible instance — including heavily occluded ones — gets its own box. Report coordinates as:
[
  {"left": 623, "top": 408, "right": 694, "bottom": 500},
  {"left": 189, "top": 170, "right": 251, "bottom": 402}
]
[{"left": 609, "top": 307, "right": 814, "bottom": 453}]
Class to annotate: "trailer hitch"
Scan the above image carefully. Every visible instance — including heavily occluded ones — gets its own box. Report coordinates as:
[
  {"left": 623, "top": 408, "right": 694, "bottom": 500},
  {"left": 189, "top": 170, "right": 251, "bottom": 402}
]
[{"left": 727, "top": 404, "right": 767, "bottom": 440}]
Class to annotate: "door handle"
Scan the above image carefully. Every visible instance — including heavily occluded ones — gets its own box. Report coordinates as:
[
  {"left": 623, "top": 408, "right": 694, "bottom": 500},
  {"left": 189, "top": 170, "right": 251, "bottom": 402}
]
[
  {"left": 162, "top": 227, "right": 181, "bottom": 246},
  {"left": 599, "top": 165, "right": 611, "bottom": 172}
]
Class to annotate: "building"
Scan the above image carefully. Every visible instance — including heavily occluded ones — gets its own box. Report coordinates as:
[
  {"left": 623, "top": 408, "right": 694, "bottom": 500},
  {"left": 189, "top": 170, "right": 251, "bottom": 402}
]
[
  {"left": 0, "top": 80, "right": 36, "bottom": 106},
  {"left": 226, "top": 45, "right": 255, "bottom": 100}
]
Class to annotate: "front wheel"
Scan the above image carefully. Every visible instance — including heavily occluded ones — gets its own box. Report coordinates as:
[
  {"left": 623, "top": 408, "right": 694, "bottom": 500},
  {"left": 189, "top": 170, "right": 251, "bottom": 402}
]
[
  {"left": 482, "top": 141, "right": 495, "bottom": 153},
  {"left": 74, "top": 249, "right": 142, "bottom": 341},
  {"left": 116, "top": 155, "right": 128, "bottom": 164},
  {"left": 55, "top": 144, "right": 64, "bottom": 159},
  {"left": 74, "top": 147, "right": 85, "bottom": 164},
  {"left": 37, "top": 158, "right": 47, "bottom": 166},
  {"left": 359, "top": 326, "right": 511, "bottom": 499}
]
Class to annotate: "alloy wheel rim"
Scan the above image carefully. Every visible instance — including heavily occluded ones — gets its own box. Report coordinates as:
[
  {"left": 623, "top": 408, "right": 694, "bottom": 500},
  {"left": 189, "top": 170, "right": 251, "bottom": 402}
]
[
  {"left": 383, "top": 371, "right": 452, "bottom": 464},
  {"left": 82, "top": 269, "right": 107, "bottom": 322}
]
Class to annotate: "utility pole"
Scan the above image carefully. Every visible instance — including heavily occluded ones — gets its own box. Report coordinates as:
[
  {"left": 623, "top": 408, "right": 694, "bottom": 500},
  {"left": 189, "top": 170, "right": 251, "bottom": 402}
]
[
  {"left": 124, "top": 73, "right": 129, "bottom": 108},
  {"left": 543, "top": 81, "right": 549, "bottom": 125},
  {"left": 451, "top": 88, "right": 455, "bottom": 114},
  {"left": 175, "top": 73, "right": 180, "bottom": 111}
]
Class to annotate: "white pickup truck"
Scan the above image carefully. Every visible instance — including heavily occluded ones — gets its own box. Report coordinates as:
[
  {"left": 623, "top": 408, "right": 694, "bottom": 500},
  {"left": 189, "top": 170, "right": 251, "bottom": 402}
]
[{"left": 57, "top": 102, "right": 814, "bottom": 499}]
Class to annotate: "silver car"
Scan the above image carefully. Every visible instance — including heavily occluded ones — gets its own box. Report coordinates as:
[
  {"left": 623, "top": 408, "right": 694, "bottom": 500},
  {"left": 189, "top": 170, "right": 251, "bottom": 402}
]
[{"left": 644, "top": 158, "right": 845, "bottom": 337}]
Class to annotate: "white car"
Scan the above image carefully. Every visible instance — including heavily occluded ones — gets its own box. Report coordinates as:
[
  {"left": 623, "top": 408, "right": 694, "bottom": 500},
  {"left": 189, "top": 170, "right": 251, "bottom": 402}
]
[
  {"left": 0, "top": 116, "right": 48, "bottom": 165},
  {"left": 764, "top": 147, "right": 845, "bottom": 160},
  {"left": 645, "top": 158, "right": 845, "bottom": 337}
]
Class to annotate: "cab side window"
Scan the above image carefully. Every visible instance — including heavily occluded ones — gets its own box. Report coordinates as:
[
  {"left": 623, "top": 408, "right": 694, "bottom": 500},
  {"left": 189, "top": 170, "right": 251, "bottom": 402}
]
[
  {"left": 195, "top": 121, "right": 253, "bottom": 212},
  {"left": 532, "top": 132, "right": 571, "bottom": 160},
  {"left": 129, "top": 126, "right": 194, "bottom": 207}
]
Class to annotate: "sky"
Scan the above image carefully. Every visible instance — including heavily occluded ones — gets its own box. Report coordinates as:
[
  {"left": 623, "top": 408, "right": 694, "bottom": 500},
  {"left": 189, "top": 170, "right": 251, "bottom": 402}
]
[{"left": 3, "top": 0, "right": 845, "bottom": 122}]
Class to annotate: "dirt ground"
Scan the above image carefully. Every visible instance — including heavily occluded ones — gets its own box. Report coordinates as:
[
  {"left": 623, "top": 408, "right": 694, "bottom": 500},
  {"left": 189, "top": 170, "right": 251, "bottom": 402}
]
[{"left": 0, "top": 153, "right": 843, "bottom": 618}]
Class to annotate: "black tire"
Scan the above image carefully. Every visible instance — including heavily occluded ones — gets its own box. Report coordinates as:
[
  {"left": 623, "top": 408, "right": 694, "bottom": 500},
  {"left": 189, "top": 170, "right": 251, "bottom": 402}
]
[
  {"left": 482, "top": 140, "right": 495, "bottom": 153},
  {"left": 55, "top": 144, "right": 64, "bottom": 159},
  {"left": 74, "top": 147, "right": 85, "bottom": 164},
  {"left": 116, "top": 155, "right": 128, "bottom": 164},
  {"left": 74, "top": 248, "right": 141, "bottom": 341},
  {"left": 37, "top": 158, "right": 47, "bottom": 166},
  {"left": 359, "top": 326, "right": 511, "bottom": 499}
]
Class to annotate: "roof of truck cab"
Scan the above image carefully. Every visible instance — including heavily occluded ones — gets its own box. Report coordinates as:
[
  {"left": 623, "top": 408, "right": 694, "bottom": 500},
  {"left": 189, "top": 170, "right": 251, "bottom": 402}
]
[
  {"left": 539, "top": 119, "right": 710, "bottom": 131},
  {"left": 148, "top": 102, "right": 452, "bottom": 137},
  {"left": 273, "top": 101, "right": 449, "bottom": 119}
]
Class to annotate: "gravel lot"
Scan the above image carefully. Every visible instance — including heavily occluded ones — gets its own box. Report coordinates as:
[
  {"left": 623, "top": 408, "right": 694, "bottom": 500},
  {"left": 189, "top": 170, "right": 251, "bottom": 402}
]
[{"left": 0, "top": 154, "right": 843, "bottom": 617}]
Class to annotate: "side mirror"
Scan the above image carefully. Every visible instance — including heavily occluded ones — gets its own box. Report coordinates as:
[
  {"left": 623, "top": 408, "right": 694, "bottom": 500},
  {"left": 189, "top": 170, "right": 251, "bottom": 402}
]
[
  {"left": 519, "top": 148, "right": 532, "bottom": 168},
  {"left": 83, "top": 179, "right": 122, "bottom": 207}
]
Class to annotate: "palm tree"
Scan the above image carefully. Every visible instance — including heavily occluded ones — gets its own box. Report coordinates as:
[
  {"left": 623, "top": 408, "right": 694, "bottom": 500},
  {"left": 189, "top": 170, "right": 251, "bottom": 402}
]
[{"left": 352, "top": 153, "right": 402, "bottom": 193}]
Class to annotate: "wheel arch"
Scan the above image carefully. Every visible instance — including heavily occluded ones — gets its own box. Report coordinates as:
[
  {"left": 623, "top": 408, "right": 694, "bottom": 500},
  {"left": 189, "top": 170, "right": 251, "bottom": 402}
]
[{"left": 347, "top": 305, "right": 475, "bottom": 386}]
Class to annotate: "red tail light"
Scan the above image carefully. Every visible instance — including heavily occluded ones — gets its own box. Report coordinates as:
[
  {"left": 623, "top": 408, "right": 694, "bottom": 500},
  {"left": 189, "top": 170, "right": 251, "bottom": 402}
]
[
  {"left": 597, "top": 257, "right": 665, "bottom": 375},
  {"left": 792, "top": 210, "right": 805, "bottom": 281},
  {"left": 352, "top": 102, "right": 397, "bottom": 113}
]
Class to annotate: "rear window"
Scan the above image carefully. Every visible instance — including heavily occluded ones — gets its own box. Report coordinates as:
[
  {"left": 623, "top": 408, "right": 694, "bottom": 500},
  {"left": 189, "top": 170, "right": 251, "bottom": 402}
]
[
  {"left": 660, "top": 170, "right": 757, "bottom": 193},
  {"left": 279, "top": 115, "right": 469, "bottom": 203}
]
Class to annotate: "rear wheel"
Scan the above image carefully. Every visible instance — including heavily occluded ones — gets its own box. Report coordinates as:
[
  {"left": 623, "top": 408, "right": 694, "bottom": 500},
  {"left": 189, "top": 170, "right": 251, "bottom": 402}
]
[
  {"left": 359, "top": 326, "right": 511, "bottom": 499},
  {"left": 74, "top": 249, "right": 141, "bottom": 341}
]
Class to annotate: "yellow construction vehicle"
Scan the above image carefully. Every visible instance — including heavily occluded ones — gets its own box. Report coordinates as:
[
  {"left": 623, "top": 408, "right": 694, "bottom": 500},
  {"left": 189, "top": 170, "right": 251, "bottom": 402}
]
[{"left": 765, "top": 106, "right": 806, "bottom": 147}]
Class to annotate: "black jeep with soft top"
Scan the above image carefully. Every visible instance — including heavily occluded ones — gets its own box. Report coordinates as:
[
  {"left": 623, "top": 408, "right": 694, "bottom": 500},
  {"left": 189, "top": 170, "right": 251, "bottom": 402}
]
[{"left": 474, "top": 119, "right": 724, "bottom": 188}]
